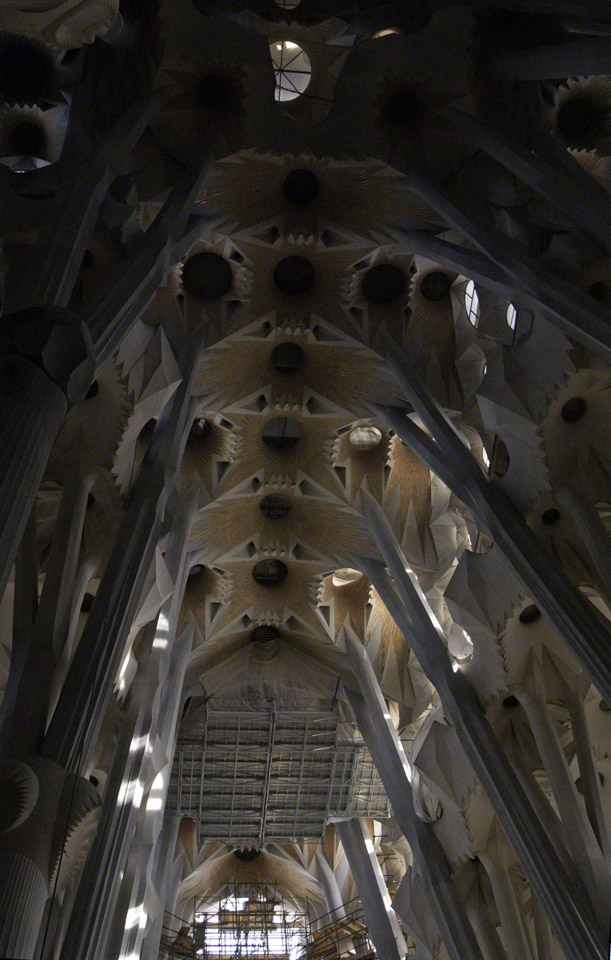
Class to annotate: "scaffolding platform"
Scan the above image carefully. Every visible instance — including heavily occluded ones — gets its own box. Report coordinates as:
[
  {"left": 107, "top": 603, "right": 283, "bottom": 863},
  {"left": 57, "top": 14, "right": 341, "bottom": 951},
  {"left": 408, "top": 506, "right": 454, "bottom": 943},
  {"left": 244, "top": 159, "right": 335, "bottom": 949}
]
[{"left": 167, "top": 704, "right": 389, "bottom": 843}]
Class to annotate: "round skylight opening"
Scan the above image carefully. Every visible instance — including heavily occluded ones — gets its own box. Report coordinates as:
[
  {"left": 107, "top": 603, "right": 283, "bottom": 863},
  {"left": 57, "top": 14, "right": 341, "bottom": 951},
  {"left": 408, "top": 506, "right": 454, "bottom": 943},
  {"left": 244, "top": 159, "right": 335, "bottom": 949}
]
[
  {"left": 332, "top": 568, "right": 363, "bottom": 588},
  {"left": 349, "top": 425, "right": 383, "bottom": 451},
  {"left": 270, "top": 41, "right": 311, "bottom": 102},
  {"left": 464, "top": 280, "right": 480, "bottom": 327}
]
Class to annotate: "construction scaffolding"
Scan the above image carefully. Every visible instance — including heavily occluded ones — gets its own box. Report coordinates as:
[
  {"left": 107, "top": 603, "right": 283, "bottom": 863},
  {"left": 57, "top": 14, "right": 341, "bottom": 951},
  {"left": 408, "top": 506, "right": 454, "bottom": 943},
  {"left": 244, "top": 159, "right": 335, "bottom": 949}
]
[
  {"left": 160, "top": 886, "right": 311, "bottom": 960},
  {"left": 167, "top": 703, "right": 389, "bottom": 844}
]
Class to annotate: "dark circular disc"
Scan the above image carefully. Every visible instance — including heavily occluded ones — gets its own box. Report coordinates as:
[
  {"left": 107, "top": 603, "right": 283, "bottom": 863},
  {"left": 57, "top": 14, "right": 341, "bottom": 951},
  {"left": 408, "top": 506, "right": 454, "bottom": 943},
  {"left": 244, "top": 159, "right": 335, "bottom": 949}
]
[
  {"left": 250, "top": 625, "right": 281, "bottom": 643},
  {"left": 420, "top": 271, "right": 452, "bottom": 301},
  {"left": 197, "top": 74, "right": 230, "bottom": 111},
  {"left": 556, "top": 97, "right": 607, "bottom": 146},
  {"left": 187, "top": 418, "right": 211, "bottom": 443},
  {"left": 588, "top": 281, "right": 608, "bottom": 303},
  {"left": 273, "top": 256, "right": 315, "bottom": 296},
  {"left": 0, "top": 35, "right": 56, "bottom": 103},
  {"left": 260, "top": 493, "right": 292, "bottom": 519},
  {"left": 182, "top": 252, "right": 233, "bottom": 299},
  {"left": 388, "top": 90, "right": 421, "bottom": 124},
  {"left": 252, "top": 559, "right": 288, "bottom": 586},
  {"left": 11, "top": 121, "right": 45, "bottom": 156},
  {"left": 234, "top": 848, "right": 260, "bottom": 861},
  {"left": 503, "top": 695, "right": 519, "bottom": 708},
  {"left": 262, "top": 417, "right": 301, "bottom": 450},
  {"left": 270, "top": 342, "right": 305, "bottom": 372},
  {"left": 541, "top": 507, "right": 560, "bottom": 525},
  {"left": 561, "top": 396, "right": 586, "bottom": 423},
  {"left": 361, "top": 263, "right": 407, "bottom": 304},
  {"left": 519, "top": 604, "right": 541, "bottom": 624},
  {"left": 282, "top": 169, "right": 320, "bottom": 206}
]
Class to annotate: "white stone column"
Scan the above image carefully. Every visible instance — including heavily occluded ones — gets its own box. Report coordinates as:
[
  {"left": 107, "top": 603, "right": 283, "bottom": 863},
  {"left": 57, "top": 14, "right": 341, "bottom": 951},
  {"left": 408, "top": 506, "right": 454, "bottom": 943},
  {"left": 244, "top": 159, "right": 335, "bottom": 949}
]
[
  {"left": 336, "top": 818, "right": 407, "bottom": 960},
  {"left": 0, "top": 851, "right": 48, "bottom": 959},
  {"left": 355, "top": 497, "right": 605, "bottom": 960},
  {"left": 512, "top": 684, "right": 611, "bottom": 924},
  {"left": 478, "top": 852, "right": 534, "bottom": 960}
]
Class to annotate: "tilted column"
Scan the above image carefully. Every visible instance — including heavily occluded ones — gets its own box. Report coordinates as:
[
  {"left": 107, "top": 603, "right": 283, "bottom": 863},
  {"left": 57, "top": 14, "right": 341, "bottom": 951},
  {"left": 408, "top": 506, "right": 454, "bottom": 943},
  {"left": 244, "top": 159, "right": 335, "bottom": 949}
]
[
  {"left": 555, "top": 486, "right": 611, "bottom": 602},
  {"left": 315, "top": 848, "right": 346, "bottom": 917},
  {"left": 568, "top": 690, "right": 610, "bottom": 858},
  {"left": 0, "top": 355, "right": 68, "bottom": 605},
  {"left": 404, "top": 164, "right": 611, "bottom": 360},
  {"left": 0, "top": 459, "right": 94, "bottom": 756},
  {"left": 0, "top": 851, "right": 48, "bottom": 959},
  {"left": 336, "top": 818, "right": 407, "bottom": 960},
  {"left": 478, "top": 852, "right": 534, "bottom": 960},
  {"left": 372, "top": 351, "right": 611, "bottom": 703},
  {"left": 465, "top": 902, "right": 508, "bottom": 960},
  {"left": 354, "top": 492, "right": 606, "bottom": 960},
  {"left": 344, "top": 632, "right": 486, "bottom": 960},
  {"left": 139, "top": 815, "right": 183, "bottom": 960},
  {"left": 512, "top": 684, "right": 610, "bottom": 922},
  {"left": 42, "top": 328, "right": 204, "bottom": 772},
  {"left": 58, "top": 489, "right": 196, "bottom": 960},
  {"left": 446, "top": 108, "right": 611, "bottom": 255}
]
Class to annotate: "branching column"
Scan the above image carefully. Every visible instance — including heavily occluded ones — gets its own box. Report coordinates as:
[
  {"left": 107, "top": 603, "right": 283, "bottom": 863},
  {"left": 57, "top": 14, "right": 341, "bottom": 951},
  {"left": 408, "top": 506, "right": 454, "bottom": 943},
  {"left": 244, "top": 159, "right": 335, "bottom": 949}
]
[
  {"left": 353, "top": 492, "right": 606, "bottom": 960},
  {"left": 372, "top": 350, "right": 611, "bottom": 702},
  {"left": 344, "top": 631, "right": 486, "bottom": 960}
]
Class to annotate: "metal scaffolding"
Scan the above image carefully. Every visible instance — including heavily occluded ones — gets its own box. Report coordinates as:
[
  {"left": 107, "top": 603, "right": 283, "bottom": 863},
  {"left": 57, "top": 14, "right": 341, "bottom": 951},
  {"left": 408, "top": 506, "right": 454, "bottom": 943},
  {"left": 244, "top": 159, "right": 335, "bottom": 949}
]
[
  {"left": 160, "top": 886, "right": 312, "bottom": 960},
  {"left": 167, "top": 704, "right": 389, "bottom": 843}
]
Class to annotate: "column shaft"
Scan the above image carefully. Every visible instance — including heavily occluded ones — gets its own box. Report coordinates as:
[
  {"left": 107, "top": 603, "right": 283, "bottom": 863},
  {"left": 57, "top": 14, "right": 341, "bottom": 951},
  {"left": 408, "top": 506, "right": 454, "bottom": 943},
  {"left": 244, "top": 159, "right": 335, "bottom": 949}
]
[
  {"left": 377, "top": 357, "right": 611, "bottom": 703},
  {"left": 478, "top": 853, "right": 534, "bottom": 960},
  {"left": 344, "top": 636, "right": 485, "bottom": 960},
  {"left": 355, "top": 506, "right": 605, "bottom": 960},
  {"left": 336, "top": 818, "right": 406, "bottom": 960},
  {"left": 0, "top": 852, "right": 48, "bottom": 960},
  {"left": 0, "top": 357, "right": 67, "bottom": 605}
]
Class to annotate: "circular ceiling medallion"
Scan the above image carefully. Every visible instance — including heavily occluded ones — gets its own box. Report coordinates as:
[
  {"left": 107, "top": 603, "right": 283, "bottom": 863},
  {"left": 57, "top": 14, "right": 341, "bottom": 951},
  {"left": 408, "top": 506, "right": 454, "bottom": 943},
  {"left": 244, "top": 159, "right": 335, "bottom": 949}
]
[
  {"left": 561, "top": 396, "right": 586, "bottom": 423},
  {"left": 332, "top": 568, "right": 363, "bottom": 587},
  {"left": 361, "top": 264, "right": 406, "bottom": 304},
  {"left": 270, "top": 341, "right": 305, "bottom": 372},
  {"left": 260, "top": 493, "right": 292, "bottom": 519},
  {"left": 388, "top": 90, "right": 421, "bottom": 124},
  {"left": 250, "top": 625, "right": 281, "bottom": 642},
  {"left": 262, "top": 417, "right": 301, "bottom": 450},
  {"left": 252, "top": 559, "right": 288, "bottom": 586},
  {"left": 197, "top": 74, "right": 230, "bottom": 111},
  {"left": 11, "top": 121, "right": 45, "bottom": 156},
  {"left": 556, "top": 97, "right": 607, "bottom": 148},
  {"left": 349, "top": 425, "right": 383, "bottom": 451},
  {"left": 282, "top": 169, "right": 320, "bottom": 206},
  {"left": 420, "top": 271, "right": 452, "bottom": 301},
  {"left": 270, "top": 41, "right": 311, "bottom": 102},
  {"left": 273, "top": 256, "right": 315, "bottom": 296},
  {"left": 182, "top": 252, "right": 233, "bottom": 299}
]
